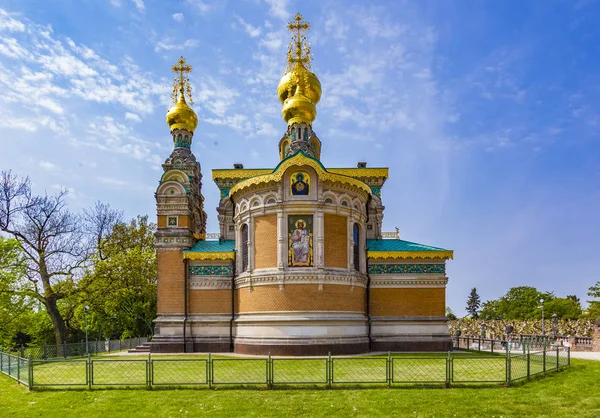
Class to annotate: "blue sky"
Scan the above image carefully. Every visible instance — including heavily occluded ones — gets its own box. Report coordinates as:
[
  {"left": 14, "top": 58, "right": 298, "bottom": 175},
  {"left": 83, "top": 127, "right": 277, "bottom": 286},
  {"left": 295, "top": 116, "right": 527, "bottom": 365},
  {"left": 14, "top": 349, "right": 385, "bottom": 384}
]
[{"left": 0, "top": 0, "right": 599, "bottom": 315}]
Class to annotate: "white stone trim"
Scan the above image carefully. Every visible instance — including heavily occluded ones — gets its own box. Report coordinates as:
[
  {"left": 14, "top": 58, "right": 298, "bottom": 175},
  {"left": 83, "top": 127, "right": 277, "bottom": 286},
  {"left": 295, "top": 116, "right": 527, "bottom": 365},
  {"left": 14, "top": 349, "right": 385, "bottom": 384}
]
[{"left": 369, "top": 276, "right": 448, "bottom": 288}]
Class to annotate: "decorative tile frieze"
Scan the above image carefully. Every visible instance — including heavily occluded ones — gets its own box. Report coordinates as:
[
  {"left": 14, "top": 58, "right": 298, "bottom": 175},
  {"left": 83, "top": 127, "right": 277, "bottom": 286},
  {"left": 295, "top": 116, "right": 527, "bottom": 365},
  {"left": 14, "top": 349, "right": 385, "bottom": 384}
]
[
  {"left": 367, "top": 263, "right": 445, "bottom": 275},
  {"left": 189, "top": 265, "right": 233, "bottom": 276}
]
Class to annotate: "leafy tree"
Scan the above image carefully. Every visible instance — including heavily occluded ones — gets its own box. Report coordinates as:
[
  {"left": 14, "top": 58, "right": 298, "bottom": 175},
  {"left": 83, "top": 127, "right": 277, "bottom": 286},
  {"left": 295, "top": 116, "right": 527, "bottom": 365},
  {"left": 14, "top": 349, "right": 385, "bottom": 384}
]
[
  {"left": 479, "top": 286, "right": 554, "bottom": 320},
  {"left": 445, "top": 306, "right": 457, "bottom": 320},
  {"left": 0, "top": 171, "right": 89, "bottom": 345},
  {"left": 466, "top": 287, "right": 481, "bottom": 319},
  {"left": 77, "top": 216, "right": 157, "bottom": 339},
  {"left": 0, "top": 237, "right": 32, "bottom": 347},
  {"left": 587, "top": 281, "right": 600, "bottom": 319},
  {"left": 545, "top": 297, "right": 582, "bottom": 320}
]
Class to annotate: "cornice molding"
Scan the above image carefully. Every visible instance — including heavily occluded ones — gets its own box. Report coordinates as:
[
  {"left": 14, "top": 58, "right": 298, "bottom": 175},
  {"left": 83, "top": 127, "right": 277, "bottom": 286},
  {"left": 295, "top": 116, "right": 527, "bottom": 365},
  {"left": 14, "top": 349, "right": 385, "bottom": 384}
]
[{"left": 368, "top": 250, "right": 454, "bottom": 260}]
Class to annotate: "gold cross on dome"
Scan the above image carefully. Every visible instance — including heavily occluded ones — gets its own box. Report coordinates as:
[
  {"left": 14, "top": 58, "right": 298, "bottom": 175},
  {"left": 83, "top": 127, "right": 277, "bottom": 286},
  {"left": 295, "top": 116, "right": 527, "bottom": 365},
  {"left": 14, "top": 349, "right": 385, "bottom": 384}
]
[
  {"left": 286, "top": 13, "right": 312, "bottom": 71},
  {"left": 171, "top": 56, "right": 194, "bottom": 105}
]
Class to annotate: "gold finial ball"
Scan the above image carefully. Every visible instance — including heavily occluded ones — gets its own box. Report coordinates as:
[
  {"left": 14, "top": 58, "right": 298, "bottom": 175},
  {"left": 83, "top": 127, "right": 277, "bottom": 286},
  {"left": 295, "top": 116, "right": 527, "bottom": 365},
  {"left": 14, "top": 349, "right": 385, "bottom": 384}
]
[
  {"left": 277, "top": 64, "right": 321, "bottom": 125},
  {"left": 166, "top": 94, "right": 198, "bottom": 133}
]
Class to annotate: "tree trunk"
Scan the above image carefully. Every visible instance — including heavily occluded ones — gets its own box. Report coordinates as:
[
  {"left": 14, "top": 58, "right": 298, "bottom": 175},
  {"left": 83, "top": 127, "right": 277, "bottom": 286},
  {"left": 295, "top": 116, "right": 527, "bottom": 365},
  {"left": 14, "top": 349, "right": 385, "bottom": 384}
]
[{"left": 45, "top": 295, "right": 68, "bottom": 345}]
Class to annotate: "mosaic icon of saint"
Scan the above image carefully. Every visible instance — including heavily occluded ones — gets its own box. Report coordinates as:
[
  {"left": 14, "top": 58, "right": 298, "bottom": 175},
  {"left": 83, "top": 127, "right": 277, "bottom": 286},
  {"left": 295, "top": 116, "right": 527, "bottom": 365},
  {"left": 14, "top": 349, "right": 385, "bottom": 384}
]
[
  {"left": 291, "top": 219, "right": 310, "bottom": 264},
  {"left": 291, "top": 173, "right": 309, "bottom": 195}
]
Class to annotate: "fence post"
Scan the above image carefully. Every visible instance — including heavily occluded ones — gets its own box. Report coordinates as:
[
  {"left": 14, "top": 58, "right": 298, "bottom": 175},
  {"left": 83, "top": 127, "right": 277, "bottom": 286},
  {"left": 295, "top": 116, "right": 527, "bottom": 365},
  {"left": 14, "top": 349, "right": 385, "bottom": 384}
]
[
  {"left": 527, "top": 348, "right": 531, "bottom": 380},
  {"left": 328, "top": 351, "right": 332, "bottom": 389},
  {"left": 267, "top": 352, "right": 272, "bottom": 389},
  {"left": 0, "top": 349, "right": 3, "bottom": 374},
  {"left": 556, "top": 347, "right": 559, "bottom": 370},
  {"left": 17, "top": 352, "right": 20, "bottom": 384},
  {"left": 147, "top": 353, "right": 152, "bottom": 390},
  {"left": 543, "top": 342, "right": 547, "bottom": 374},
  {"left": 446, "top": 351, "right": 451, "bottom": 388},
  {"left": 28, "top": 354, "right": 32, "bottom": 390},
  {"left": 8, "top": 353, "right": 11, "bottom": 377},
  {"left": 506, "top": 344, "right": 511, "bottom": 387},
  {"left": 567, "top": 347, "right": 571, "bottom": 367},
  {"left": 20, "top": 344, "right": 24, "bottom": 359},
  {"left": 478, "top": 338, "right": 481, "bottom": 352},
  {"left": 208, "top": 353, "right": 212, "bottom": 389},
  {"left": 491, "top": 339, "right": 494, "bottom": 354},
  {"left": 387, "top": 351, "right": 391, "bottom": 388}
]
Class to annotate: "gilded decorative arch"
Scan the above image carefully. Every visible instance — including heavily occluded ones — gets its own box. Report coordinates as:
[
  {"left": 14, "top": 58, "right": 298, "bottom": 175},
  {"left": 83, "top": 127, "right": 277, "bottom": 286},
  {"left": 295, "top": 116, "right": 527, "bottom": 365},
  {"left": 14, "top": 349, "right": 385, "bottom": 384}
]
[{"left": 229, "top": 151, "right": 372, "bottom": 197}]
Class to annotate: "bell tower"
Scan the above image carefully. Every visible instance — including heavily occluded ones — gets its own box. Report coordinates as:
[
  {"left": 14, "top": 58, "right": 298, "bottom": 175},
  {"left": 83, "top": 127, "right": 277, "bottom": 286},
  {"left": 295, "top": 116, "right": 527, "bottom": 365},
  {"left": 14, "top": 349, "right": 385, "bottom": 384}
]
[{"left": 153, "top": 57, "right": 206, "bottom": 351}]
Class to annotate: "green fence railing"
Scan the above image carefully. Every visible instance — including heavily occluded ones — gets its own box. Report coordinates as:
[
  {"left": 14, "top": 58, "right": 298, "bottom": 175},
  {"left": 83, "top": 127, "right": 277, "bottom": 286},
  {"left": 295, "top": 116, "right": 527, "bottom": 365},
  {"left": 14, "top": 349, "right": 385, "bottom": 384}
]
[{"left": 0, "top": 346, "right": 570, "bottom": 391}]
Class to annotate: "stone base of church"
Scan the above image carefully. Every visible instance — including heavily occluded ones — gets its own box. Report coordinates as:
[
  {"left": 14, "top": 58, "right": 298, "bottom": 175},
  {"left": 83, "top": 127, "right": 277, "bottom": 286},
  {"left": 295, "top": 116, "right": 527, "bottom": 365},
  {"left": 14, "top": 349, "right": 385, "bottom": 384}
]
[
  {"left": 233, "top": 336, "right": 370, "bottom": 356},
  {"left": 369, "top": 316, "right": 452, "bottom": 352},
  {"left": 370, "top": 337, "right": 452, "bottom": 352}
]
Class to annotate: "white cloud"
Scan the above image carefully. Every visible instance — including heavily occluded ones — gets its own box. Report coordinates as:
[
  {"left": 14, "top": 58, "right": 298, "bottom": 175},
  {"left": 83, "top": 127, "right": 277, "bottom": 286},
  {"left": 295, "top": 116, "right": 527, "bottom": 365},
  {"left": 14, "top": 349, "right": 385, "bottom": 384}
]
[
  {"left": 154, "top": 38, "right": 199, "bottom": 52},
  {"left": 324, "top": 13, "right": 349, "bottom": 40},
  {"left": 125, "top": 112, "right": 141, "bottom": 122},
  {"left": 259, "top": 31, "right": 284, "bottom": 52},
  {"left": 172, "top": 13, "right": 184, "bottom": 22},
  {"left": 131, "top": 0, "right": 145, "bottom": 13},
  {"left": 236, "top": 17, "right": 261, "bottom": 38},
  {"left": 0, "top": 9, "right": 26, "bottom": 32},
  {"left": 264, "top": 0, "right": 289, "bottom": 21},
  {"left": 109, "top": 0, "right": 121, "bottom": 7},
  {"left": 39, "top": 161, "right": 58, "bottom": 171},
  {"left": 186, "top": 0, "right": 213, "bottom": 15}
]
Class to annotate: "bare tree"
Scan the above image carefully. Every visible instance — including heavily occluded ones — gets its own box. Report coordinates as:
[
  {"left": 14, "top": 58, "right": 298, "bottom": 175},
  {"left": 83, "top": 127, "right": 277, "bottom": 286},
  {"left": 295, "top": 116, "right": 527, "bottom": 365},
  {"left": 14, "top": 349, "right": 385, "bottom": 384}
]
[
  {"left": 0, "top": 171, "right": 89, "bottom": 345},
  {"left": 83, "top": 201, "right": 123, "bottom": 260}
]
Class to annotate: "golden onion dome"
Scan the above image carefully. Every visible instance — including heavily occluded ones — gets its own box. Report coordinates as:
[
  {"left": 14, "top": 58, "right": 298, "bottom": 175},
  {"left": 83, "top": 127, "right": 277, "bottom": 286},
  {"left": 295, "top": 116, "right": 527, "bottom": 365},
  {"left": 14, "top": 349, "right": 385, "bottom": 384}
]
[
  {"left": 166, "top": 89, "right": 198, "bottom": 133},
  {"left": 277, "top": 64, "right": 321, "bottom": 125},
  {"left": 277, "top": 64, "right": 322, "bottom": 106}
]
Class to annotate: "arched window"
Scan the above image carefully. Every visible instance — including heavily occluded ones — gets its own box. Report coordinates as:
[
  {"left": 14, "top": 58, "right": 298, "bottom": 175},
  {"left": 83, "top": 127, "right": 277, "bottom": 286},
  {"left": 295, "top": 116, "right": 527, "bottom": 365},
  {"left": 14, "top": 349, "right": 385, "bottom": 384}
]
[
  {"left": 353, "top": 223, "right": 360, "bottom": 271},
  {"left": 242, "top": 224, "right": 249, "bottom": 271}
]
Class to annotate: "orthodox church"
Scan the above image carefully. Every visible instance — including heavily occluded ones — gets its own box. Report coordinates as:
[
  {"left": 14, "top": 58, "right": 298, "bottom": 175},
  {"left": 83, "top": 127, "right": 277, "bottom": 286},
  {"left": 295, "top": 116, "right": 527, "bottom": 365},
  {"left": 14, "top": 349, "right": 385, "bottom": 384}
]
[{"left": 151, "top": 14, "right": 453, "bottom": 355}]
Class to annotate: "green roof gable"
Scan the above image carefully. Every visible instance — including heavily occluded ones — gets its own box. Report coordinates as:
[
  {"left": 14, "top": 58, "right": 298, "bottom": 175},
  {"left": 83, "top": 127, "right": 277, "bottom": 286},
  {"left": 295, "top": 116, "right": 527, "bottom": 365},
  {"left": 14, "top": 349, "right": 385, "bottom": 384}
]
[{"left": 184, "top": 240, "right": 235, "bottom": 253}]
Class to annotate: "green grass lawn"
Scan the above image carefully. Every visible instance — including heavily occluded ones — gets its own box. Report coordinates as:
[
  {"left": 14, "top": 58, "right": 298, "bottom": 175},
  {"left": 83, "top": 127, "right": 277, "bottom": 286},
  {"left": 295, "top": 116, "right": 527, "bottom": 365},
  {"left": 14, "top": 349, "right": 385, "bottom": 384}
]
[{"left": 0, "top": 358, "right": 598, "bottom": 417}]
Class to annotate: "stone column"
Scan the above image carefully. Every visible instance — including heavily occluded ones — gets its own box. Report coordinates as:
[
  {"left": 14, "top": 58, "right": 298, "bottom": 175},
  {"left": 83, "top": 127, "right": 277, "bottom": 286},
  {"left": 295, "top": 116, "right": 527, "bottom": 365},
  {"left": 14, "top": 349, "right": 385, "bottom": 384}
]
[
  {"left": 277, "top": 211, "right": 285, "bottom": 269},
  {"left": 315, "top": 210, "right": 324, "bottom": 268},
  {"left": 248, "top": 216, "right": 254, "bottom": 272},
  {"left": 593, "top": 318, "right": 600, "bottom": 352}
]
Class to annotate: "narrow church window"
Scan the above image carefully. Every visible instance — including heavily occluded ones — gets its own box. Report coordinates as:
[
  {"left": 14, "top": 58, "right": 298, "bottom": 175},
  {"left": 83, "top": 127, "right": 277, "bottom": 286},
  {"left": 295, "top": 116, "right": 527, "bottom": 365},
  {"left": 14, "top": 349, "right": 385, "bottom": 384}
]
[
  {"left": 353, "top": 223, "right": 360, "bottom": 271},
  {"left": 242, "top": 224, "right": 249, "bottom": 271}
]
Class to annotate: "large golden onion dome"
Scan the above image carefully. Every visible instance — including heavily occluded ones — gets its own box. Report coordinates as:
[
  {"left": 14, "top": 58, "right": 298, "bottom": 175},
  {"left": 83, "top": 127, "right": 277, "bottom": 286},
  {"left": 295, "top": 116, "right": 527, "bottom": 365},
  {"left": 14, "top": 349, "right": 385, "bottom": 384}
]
[
  {"left": 166, "top": 88, "right": 198, "bottom": 133},
  {"left": 166, "top": 56, "right": 198, "bottom": 133},
  {"left": 278, "top": 13, "right": 321, "bottom": 126}
]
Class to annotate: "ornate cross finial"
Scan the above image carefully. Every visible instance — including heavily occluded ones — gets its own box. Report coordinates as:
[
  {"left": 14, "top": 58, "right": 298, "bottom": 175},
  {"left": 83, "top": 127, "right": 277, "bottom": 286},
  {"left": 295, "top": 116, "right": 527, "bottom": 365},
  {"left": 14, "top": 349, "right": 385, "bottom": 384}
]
[
  {"left": 286, "top": 13, "right": 312, "bottom": 71},
  {"left": 171, "top": 56, "right": 194, "bottom": 105}
]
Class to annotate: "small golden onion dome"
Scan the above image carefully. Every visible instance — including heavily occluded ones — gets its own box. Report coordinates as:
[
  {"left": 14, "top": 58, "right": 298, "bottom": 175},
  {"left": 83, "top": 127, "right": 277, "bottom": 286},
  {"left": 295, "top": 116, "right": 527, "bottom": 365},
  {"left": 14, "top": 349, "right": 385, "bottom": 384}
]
[
  {"left": 277, "top": 63, "right": 321, "bottom": 125},
  {"left": 166, "top": 89, "right": 198, "bottom": 133},
  {"left": 282, "top": 91, "right": 316, "bottom": 125}
]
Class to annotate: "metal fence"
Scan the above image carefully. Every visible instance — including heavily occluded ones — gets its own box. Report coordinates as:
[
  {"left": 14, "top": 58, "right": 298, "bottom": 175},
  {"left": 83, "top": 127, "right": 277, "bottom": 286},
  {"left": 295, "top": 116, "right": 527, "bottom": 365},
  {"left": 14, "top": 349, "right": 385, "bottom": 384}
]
[
  {"left": 454, "top": 336, "right": 557, "bottom": 353},
  {"left": 2, "top": 337, "right": 148, "bottom": 360},
  {"left": 0, "top": 347, "right": 570, "bottom": 390}
]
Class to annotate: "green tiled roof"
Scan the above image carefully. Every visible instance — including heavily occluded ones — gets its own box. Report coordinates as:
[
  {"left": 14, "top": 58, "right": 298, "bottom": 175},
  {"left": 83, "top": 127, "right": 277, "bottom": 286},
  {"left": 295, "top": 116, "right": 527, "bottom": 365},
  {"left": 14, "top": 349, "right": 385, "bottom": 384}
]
[
  {"left": 184, "top": 240, "right": 235, "bottom": 253},
  {"left": 367, "top": 239, "right": 449, "bottom": 252}
]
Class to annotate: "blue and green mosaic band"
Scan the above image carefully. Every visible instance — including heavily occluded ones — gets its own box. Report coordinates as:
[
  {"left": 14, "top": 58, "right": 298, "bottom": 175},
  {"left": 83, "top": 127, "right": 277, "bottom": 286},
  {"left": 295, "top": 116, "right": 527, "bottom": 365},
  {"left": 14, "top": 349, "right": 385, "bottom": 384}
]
[
  {"left": 370, "top": 186, "right": 381, "bottom": 198},
  {"left": 368, "top": 263, "right": 445, "bottom": 275},
  {"left": 220, "top": 188, "right": 230, "bottom": 199},
  {"left": 190, "top": 265, "right": 233, "bottom": 276}
]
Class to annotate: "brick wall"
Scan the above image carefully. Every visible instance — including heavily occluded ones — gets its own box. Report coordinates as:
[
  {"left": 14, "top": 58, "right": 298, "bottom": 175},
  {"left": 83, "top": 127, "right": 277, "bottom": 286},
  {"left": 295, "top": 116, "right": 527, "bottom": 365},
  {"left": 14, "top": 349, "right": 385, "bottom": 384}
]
[
  {"left": 370, "top": 288, "right": 445, "bottom": 317},
  {"left": 157, "top": 249, "right": 185, "bottom": 314},
  {"left": 254, "top": 214, "right": 278, "bottom": 269},
  {"left": 324, "top": 214, "right": 347, "bottom": 268},
  {"left": 236, "top": 284, "right": 364, "bottom": 312},
  {"left": 189, "top": 289, "right": 233, "bottom": 314}
]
